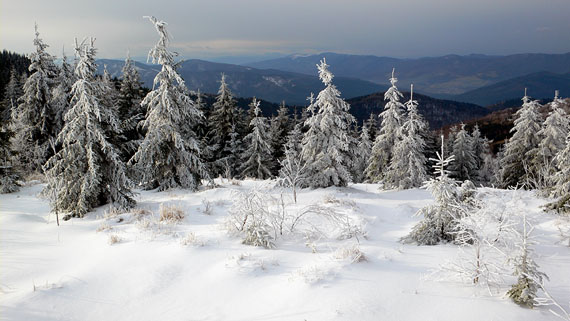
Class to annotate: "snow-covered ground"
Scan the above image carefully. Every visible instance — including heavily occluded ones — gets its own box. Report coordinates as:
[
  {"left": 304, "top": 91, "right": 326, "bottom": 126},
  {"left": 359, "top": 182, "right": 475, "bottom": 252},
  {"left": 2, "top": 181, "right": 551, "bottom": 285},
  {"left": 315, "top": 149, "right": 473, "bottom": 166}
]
[{"left": 1, "top": 180, "right": 569, "bottom": 321}]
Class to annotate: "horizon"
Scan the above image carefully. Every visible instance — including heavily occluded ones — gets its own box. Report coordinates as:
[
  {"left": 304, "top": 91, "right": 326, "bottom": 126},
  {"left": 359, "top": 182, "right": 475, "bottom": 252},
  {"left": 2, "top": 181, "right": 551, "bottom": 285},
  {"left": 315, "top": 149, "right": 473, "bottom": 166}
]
[{"left": 2, "top": 0, "right": 570, "bottom": 61}]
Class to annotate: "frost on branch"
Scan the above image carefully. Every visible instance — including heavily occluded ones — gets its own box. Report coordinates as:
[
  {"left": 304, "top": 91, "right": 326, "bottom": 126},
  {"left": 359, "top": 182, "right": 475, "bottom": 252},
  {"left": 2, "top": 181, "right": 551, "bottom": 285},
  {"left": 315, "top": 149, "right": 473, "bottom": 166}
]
[{"left": 129, "top": 16, "right": 209, "bottom": 191}]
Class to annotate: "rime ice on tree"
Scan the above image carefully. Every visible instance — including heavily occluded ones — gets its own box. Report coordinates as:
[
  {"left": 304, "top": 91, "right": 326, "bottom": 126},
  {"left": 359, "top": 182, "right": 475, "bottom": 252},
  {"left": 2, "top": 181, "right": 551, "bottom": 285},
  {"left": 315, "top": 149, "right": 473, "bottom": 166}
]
[
  {"left": 43, "top": 38, "right": 134, "bottom": 218},
  {"left": 300, "top": 59, "right": 355, "bottom": 188},
  {"left": 366, "top": 68, "right": 405, "bottom": 183},
  {"left": 129, "top": 16, "right": 209, "bottom": 191}
]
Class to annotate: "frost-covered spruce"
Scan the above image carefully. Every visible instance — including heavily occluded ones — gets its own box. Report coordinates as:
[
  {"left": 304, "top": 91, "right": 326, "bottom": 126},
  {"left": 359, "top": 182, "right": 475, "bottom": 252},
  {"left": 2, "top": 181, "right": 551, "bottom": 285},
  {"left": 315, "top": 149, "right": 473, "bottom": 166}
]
[
  {"left": 50, "top": 50, "right": 75, "bottom": 139},
  {"left": 352, "top": 123, "right": 372, "bottom": 183},
  {"left": 269, "top": 101, "right": 291, "bottom": 170},
  {"left": 548, "top": 131, "right": 570, "bottom": 213},
  {"left": 207, "top": 73, "right": 239, "bottom": 176},
  {"left": 0, "top": 125, "right": 20, "bottom": 193},
  {"left": 405, "top": 136, "right": 463, "bottom": 245},
  {"left": 385, "top": 85, "right": 428, "bottom": 189},
  {"left": 240, "top": 98, "right": 273, "bottom": 179},
  {"left": 500, "top": 90, "right": 543, "bottom": 189},
  {"left": 507, "top": 213, "right": 548, "bottom": 308},
  {"left": 43, "top": 38, "right": 134, "bottom": 218},
  {"left": 300, "top": 59, "right": 356, "bottom": 188},
  {"left": 129, "top": 16, "right": 209, "bottom": 191},
  {"left": 536, "top": 91, "right": 569, "bottom": 187},
  {"left": 1, "top": 68, "right": 24, "bottom": 122},
  {"left": 117, "top": 53, "right": 145, "bottom": 156},
  {"left": 10, "top": 24, "right": 58, "bottom": 173},
  {"left": 471, "top": 124, "right": 492, "bottom": 184},
  {"left": 449, "top": 123, "right": 477, "bottom": 182},
  {"left": 366, "top": 68, "right": 405, "bottom": 183}
]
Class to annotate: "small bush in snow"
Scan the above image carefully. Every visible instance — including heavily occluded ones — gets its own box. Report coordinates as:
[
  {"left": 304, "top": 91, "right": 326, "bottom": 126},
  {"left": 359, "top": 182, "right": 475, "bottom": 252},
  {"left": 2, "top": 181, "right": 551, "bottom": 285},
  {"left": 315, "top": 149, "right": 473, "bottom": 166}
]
[
  {"left": 108, "top": 234, "right": 121, "bottom": 245},
  {"left": 159, "top": 203, "right": 185, "bottom": 223},
  {"left": 334, "top": 245, "right": 367, "bottom": 263},
  {"left": 180, "top": 232, "right": 205, "bottom": 247},
  {"left": 200, "top": 199, "right": 213, "bottom": 215},
  {"left": 96, "top": 223, "right": 112, "bottom": 233}
]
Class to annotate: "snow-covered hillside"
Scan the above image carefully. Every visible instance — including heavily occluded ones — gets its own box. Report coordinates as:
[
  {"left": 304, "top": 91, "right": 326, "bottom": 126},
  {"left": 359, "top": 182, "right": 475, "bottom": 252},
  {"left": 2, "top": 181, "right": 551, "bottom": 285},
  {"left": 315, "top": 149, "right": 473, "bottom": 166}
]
[{"left": 1, "top": 180, "right": 569, "bottom": 321}]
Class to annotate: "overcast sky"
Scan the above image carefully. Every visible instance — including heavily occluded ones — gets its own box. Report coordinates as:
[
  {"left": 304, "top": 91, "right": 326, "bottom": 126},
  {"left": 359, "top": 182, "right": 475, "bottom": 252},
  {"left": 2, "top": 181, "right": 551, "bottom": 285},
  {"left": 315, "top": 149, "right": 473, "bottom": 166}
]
[{"left": 2, "top": 0, "right": 570, "bottom": 61}]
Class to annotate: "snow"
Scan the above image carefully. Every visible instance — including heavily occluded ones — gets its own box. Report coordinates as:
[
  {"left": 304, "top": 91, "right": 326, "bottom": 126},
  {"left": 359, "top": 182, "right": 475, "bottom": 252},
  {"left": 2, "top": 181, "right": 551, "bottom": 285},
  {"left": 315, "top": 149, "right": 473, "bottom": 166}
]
[{"left": 1, "top": 181, "right": 569, "bottom": 321}]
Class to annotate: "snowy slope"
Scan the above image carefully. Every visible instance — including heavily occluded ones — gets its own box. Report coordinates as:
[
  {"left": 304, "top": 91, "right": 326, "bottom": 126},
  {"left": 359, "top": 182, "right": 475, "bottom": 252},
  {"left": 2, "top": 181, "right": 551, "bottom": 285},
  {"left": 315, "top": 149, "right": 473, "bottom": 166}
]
[{"left": 1, "top": 181, "right": 569, "bottom": 321}]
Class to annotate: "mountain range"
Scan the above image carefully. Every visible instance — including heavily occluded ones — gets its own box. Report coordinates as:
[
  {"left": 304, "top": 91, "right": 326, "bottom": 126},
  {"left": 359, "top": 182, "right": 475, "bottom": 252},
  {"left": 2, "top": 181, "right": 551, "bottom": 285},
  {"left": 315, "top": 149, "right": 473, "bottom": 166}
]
[
  {"left": 97, "top": 59, "right": 384, "bottom": 105},
  {"left": 245, "top": 52, "right": 570, "bottom": 105}
]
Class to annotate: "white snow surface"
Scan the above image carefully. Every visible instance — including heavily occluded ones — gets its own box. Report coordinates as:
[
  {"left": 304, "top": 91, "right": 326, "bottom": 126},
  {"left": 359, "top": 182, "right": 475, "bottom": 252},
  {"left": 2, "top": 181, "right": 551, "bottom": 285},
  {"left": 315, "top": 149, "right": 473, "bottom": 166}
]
[{"left": 1, "top": 180, "right": 569, "bottom": 321}]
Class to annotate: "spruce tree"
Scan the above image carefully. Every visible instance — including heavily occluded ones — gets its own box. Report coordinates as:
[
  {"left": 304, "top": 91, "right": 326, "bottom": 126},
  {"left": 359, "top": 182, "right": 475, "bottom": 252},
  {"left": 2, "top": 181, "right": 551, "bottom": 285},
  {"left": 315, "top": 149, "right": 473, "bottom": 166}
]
[
  {"left": 366, "top": 68, "right": 405, "bottom": 183},
  {"left": 1, "top": 68, "right": 23, "bottom": 122},
  {"left": 269, "top": 101, "right": 291, "bottom": 174},
  {"left": 206, "top": 73, "right": 239, "bottom": 177},
  {"left": 352, "top": 123, "right": 372, "bottom": 183},
  {"left": 300, "top": 59, "right": 355, "bottom": 188},
  {"left": 10, "top": 24, "right": 58, "bottom": 173},
  {"left": 449, "top": 123, "right": 477, "bottom": 182},
  {"left": 405, "top": 136, "right": 463, "bottom": 245},
  {"left": 117, "top": 53, "right": 145, "bottom": 161},
  {"left": 129, "top": 16, "right": 209, "bottom": 191},
  {"left": 548, "top": 130, "right": 570, "bottom": 213},
  {"left": 240, "top": 98, "right": 273, "bottom": 179},
  {"left": 50, "top": 50, "right": 74, "bottom": 139},
  {"left": 471, "top": 124, "right": 491, "bottom": 183},
  {"left": 500, "top": 89, "right": 543, "bottom": 189},
  {"left": 536, "top": 91, "right": 569, "bottom": 187},
  {"left": 386, "top": 85, "right": 428, "bottom": 189},
  {"left": 0, "top": 124, "right": 19, "bottom": 193},
  {"left": 43, "top": 38, "right": 134, "bottom": 218}
]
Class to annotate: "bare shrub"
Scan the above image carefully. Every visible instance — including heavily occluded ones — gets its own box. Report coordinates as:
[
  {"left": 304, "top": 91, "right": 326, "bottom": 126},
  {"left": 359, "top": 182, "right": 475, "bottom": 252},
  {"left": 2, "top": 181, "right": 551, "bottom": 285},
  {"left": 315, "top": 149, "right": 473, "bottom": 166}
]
[
  {"left": 180, "top": 232, "right": 206, "bottom": 247},
  {"left": 108, "top": 234, "right": 121, "bottom": 245},
  {"left": 96, "top": 223, "right": 112, "bottom": 232},
  {"left": 200, "top": 199, "right": 213, "bottom": 215},
  {"left": 159, "top": 203, "right": 185, "bottom": 223},
  {"left": 334, "top": 245, "right": 367, "bottom": 263}
]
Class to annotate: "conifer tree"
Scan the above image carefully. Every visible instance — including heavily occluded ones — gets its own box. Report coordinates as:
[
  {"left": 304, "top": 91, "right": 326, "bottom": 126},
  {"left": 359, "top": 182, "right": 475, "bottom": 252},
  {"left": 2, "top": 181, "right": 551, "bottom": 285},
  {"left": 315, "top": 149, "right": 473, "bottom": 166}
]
[
  {"left": 1, "top": 68, "right": 23, "bottom": 122},
  {"left": 352, "top": 122, "right": 372, "bottom": 183},
  {"left": 536, "top": 91, "right": 569, "bottom": 187},
  {"left": 269, "top": 101, "right": 291, "bottom": 174},
  {"left": 500, "top": 89, "right": 543, "bottom": 189},
  {"left": 365, "top": 112, "right": 378, "bottom": 142},
  {"left": 449, "top": 123, "right": 477, "bottom": 182},
  {"left": 240, "top": 98, "right": 273, "bottom": 179},
  {"left": 300, "top": 59, "right": 355, "bottom": 188},
  {"left": 470, "top": 124, "right": 492, "bottom": 182},
  {"left": 129, "top": 16, "right": 209, "bottom": 191},
  {"left": 0, "top": 124, "right": 19, "bottom": 193},
  {"left": 50, "top": 50, "right": 74, "bottom": 138},
  {"left": 366, "top": 68, "right": 405, "bottom": 183},
  {"left": 117, "top": 53, "right": 145, "bottom": 154},
  {"left": 43, "top": 37, "right": 134, "bottom": 218},
  {"left": 207, "top": 73, "right": 239, "bottom": 176},
  {"left": 405, "top": 135, "right": 463, "bottom": 245},
  {"left": 548, "top": 130, "right": 570, "bottom": 213},
  {"left": 10, "top": 24, "right": 58, "bottom": 173},
  {"left": 386, "top": 85, "right": 428, "bottom": 189}
]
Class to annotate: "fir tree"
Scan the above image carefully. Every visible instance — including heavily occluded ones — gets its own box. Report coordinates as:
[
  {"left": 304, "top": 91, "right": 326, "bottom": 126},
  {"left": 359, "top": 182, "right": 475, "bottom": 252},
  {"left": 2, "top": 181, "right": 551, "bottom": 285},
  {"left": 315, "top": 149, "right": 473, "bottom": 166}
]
[
  {"left": 366, "top": 68, "right": 405, "bottom": 183},
  {"left": 0, "top": 124, "right": 19, "bottom": 193},
  {"left": 240, "top": 98, "right": 273, "bottom": 179},
  {"left": 207, "top": 73, "right": 239, "bottom": 177},
  {"left": 449, "top": 123, "right": 477, "bottom": 182},
  {"left": 50, "top": 50, "right": 74, "bottom": 138},
  {"left": 507, "top": 213, "right": 548, "bottom": 308},
  {"left": 269, "top": 101, "right": 291, "bottom": 174},
  {"left": 1, "top": 68, "right": 23, "bottom": 122},
  {"left": 405, "top": 135, "right": 463, "bottom": 245},
  {"left": 536, "top": 91, "right": 569, "bottom": 188},
  {"left": 300, "top": 59, "right": 355, "bottom": 188},
  {"left": 117, "top": 53, "right": 145, "bottom": 155},
  {"left": 547, "top": 130, "right": 570, "bottom": 213},
  {"left": 10, "top": 24, "right": 58, "bottom": 173},
  {"left": 471, "top": 124, "right": 492, "bottom": 183},
  {"left": 365, "top": 112, "right": 378, "bottom": 142},
  {"left": 352, "top": 122, "right": 372, "bottom": 183},
  {"left": 43, "top": 37, "right": 134, "bottom": 218},
  {"left": 500, "top": 89, "right": 543, "bottom": 189},
  {"left": 386, "top": 85, "right": 428, "bottom": 189},
  {"left": 129, "top": 16, "right": 209, "bottom": 191}
]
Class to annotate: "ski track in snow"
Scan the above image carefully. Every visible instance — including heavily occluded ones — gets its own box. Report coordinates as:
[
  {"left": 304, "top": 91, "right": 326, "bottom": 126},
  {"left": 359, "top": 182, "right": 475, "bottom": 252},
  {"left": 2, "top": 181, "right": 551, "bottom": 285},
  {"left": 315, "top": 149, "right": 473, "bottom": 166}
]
[{"left": 0, "top": 180, "right": 569, "bottom": 321}]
